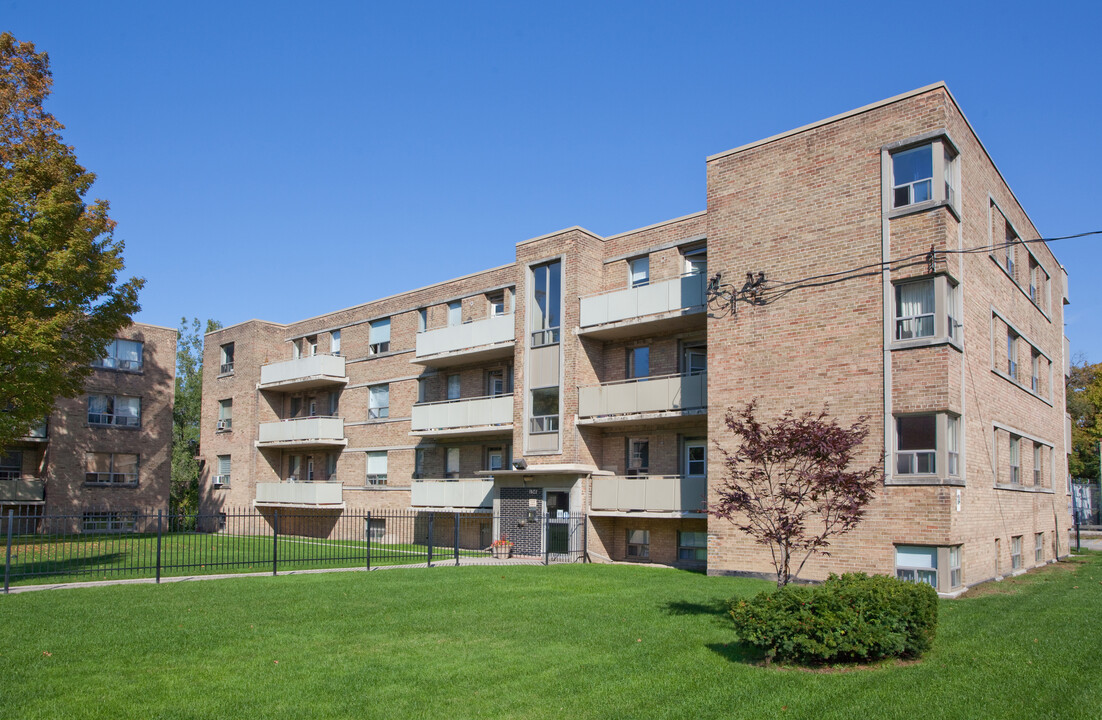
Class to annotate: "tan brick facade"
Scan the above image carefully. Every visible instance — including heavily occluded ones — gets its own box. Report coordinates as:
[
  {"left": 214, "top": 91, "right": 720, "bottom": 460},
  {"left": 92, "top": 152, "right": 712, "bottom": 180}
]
[
  {"left": 199, "top": 84, "right": 1072, "bottom": 591},
  {"left": 1, "top": 323, "right": 177, "bottom": 528}
]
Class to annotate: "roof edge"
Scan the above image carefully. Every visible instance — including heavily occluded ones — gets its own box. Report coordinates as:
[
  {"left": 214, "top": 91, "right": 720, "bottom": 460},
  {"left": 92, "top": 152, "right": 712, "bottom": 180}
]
[
  {"left": 603, "top": 210, "right": 707, "bottom": 242},
  {"left": 516, "top": 225, "right": 604, "bottom": 247},
  {"left": 707, "top": 82, "right": 949, "bottom": 162}
]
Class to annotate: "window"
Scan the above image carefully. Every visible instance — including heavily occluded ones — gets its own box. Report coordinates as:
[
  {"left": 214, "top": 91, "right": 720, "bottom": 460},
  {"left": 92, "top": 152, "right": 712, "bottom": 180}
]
[
  {"left": 678, "top": 531, "right": 707, "bottom": 562},
  {"left": 682, "top": 343, "right": 707, "bottom": 375},
  {"left": 1033, "top": 444, "right": 1042, "bottom": 487},
  {"left": 369, "top": 318, "right": 390, "bottom": 355},
  {"left": 1035, "top": 533, "right": 1044, "bottom": 563},
  {"left": 220, "top": 343, "right": 235, "bottom": 374},
  {"left": 943, "top": 147, "right": 957, "bottom": 207},
  {"left": 949, "top": 546, "right": 962, "bottom": 589},
  {"left": 288, "top": 455, "right": 301, "bottom": 482},
  {"left": 626, "top": 529, "right": 650, "bottom": 559},
  {"left": 1031, "top": 351, "right": 1041, "bottom": 393},
  {"left": 82, "top": 511, "right": 137, "bottom": 533},
  {"left": 894, "top": 280, "right": 935, "bottom": 340},
  {"left": 414, "top": 448, "right": 425, "bottom": 479},
  {"left": 417, "top": 308, "right": 427, "bottom": 333},
  {"left": 213, "top": 455, "right": 231, "bottom": 486},
  {"left": 1007, "top": 331, "right": 1018, "bottom": 380},
  {"left": 531, "top": 260, "right": 561, "bottom": 346},
  {"left": 85, "top": 452, "right": 139, "bottom": 484},
  {"left": 445, "top": 447, "right": 460, "bottom": 478},
  {"left": 289, "top": 396, "right": 302, "bottom": 418},
  {"left": 684, "top": 246, "right": 707, "bottom": 275},
  {"left": 629, "top": 256, "right": 650, "bottom": 288},
  {"left": 93, "top": 338, "right": 144, "bottom": 371},
  {"left": 896, "top": 415, "right": 936, "bottom": 475},
  {"left": 684, "top": 437, "right": 707, "bottom": 477},
  {"left": 447, "top": 301, "right": 462, "bottom": 327},
  {"left": 892, "top": 145, "right": 932, "bottom": 208},
  {"left": 1011, "top": 536, "right": 1022, "bottom": 570},
  {"left": 417, "top": 378, "right": 428, "bottom": 403},
  {"left": 1009, "top": 435, "right": 1021, "bottom": 485},
  {"left": 488, "top": 292, "right": 506, "bottom": 317},
  {"left": 895, "top": 545, "right": 937, "bottom": 587},
  {"left": 308, "top": 397, "right": 318, "bottom": 417},
  {"left": 306, "top": 457, "right": 315, "bottom": 482},
  {"left": 530, "top": 387, "right": 559, "bottom": 433},
  {"left": 485, "top": 446, "right": 505, "bottom": 472},
  {"left": 447, "top": 374, "right": 460, "bottom": 400},
  {"left": 327, "top": 453, "right": 337, "bottom": 481},
  {"left": 1005, "top": 228, "right": 1018, "bottom": 279},
  {"left": 627, "top": 346, "right": 649, "bottom": 379},
  {"left": 946, "top": 415, "right": 960, "bottom": 477},
  {"left": 331, "top": 330, "right": 341, "bottom": 356},
  {"left": 217, "top": 399, "right": 232, "bottom": 431},
  {"left": 486, "top": 369, "right": 506, "bottom": 396},
  {"left": 88, "top": 394, "right": 141, "bottom": 427},
  {"left": 328, "top": 390, "right": 340, "bottom": 416},
  {"left": 0, "top": 450, "right": 22, "bottom": 481},
  {"left": 946, "top": 281, "right": 961, "bottom": 342},
  {"left": 307, "top": 335, "right": 318, "bottom": 356},
  {"left": 366, "top": 452, "right": 387, "bottom": 484},
  {"left": 369, "top": 384, "right": 390, "bottom": 419},
  {"left": 627, "top": 438, "right": 649, "bottom": 475},
  {"left": 367, "top": 518, "right": 386, "bottom": 542}
]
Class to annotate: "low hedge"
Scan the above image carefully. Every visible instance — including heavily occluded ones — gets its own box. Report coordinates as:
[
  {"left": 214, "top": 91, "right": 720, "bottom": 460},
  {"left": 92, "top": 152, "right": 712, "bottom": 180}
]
[{"left": 729, "top": 572, "right": 938, "bottom": 664}]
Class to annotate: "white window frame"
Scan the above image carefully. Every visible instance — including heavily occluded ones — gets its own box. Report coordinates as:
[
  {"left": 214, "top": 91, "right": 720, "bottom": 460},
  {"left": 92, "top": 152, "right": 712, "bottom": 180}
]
[
  {"left": 895, "top": 545, "right": 937, "bottom": 588},
  {"left": 677, "top": 531, "right": 707, "bottom": 562},
  {"left": 627, "top": 438, "right": 649, "bottom": 476},
  {"left": 1009, "top": 435, "right": 1021, "bottom": 485},
  {"left": 629, "top": 256, "right": 650, "bottom": 288},
  {"left": 87, "top": 394, "right": 141, "bottom": 427},
  {"left": 1011, "top": 535, "right": 1022, "bottom": 570},
  {"left": 366, "top": 451, "right": 388, "bottom": 485},
  {"left": 93, "top": 338, "right": 144, "bottom": 372},
  {"left": 888, "top": 138, "right": 958, "bottom": 213},
  {"left": 369, "top": 318, "right": 390, "bottom": 355},
  {"left": 330, "top": 330, "right": 341, "bottom": 356},
  {"left": 447, "top": 301, "right": 462, "bottom": 327},
  {"left": 214, "top": 455, "right": 231, "bottom": 486},
  {"left": 684, "top": 437, "right": 707, "bottom": 477},
  {"left": 626, "top": 529, "right": 650, "bottom": 559},
  {"left": 368, "top": 384, "right": 390, "bottom": 420},
  {"left": 85, "top": 452, "right": 139, "bottom": 485},
  {"left": 220, "top": 343, "right": 234, "bottom": 374},
  {"left": 446, "top": 374, "right": 460, "bottom": 401},
  {"left": 1035, "top": 532, "right": 1044, "bottom": 564},
  {"left": 445, "top": 447, "right": 460, "bottom": 479}
]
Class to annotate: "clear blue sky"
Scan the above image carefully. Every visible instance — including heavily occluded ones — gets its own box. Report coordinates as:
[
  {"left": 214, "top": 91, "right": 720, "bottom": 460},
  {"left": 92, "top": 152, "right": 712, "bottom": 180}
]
[{"left": 5, "top": 1, "right": 1101, "bottom": 360}]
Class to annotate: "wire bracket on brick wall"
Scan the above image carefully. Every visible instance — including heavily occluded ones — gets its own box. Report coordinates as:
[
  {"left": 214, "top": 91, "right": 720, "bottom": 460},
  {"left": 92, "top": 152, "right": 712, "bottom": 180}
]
[{"left": 706, "top": 271, "right": 768, "bottom": 318}]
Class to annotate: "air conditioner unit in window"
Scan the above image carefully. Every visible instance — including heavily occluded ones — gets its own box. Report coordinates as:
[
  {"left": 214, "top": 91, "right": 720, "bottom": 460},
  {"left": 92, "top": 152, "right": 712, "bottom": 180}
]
[
  {"left": 286, "top": 476, "right": 297, "bottom": 483},
  {"left": 212, "top": 475, "right": 229, "bottom": 487},
  {"left": 216, "top": 419, "right": 231, "bottom": 431}
]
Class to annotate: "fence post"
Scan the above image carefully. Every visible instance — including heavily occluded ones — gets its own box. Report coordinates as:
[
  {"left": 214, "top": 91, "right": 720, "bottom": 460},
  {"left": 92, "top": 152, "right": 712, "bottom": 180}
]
[
  {"left": 427, "top": 512, "right": 434, "bottom": 567},
  {"left": 156, "top": 510, "right": 163, "bottom": 584},
  {"left": 582, "top": 515, "right": 588, "bottom": 563},
  {"left": 366, "top": 510, "right": 372, "bottom": 571},
  {"left": 453, "top": 512, "right": 460, "bottom": 566},
  {"left": 4, "top": 509, "right": 13, "bottom": 594},
  {"left": 273, "top": 509, "right": 280, "bottom": 576},
  {"left": 544, "top": 513, "right": 550, "bottom": 566}
]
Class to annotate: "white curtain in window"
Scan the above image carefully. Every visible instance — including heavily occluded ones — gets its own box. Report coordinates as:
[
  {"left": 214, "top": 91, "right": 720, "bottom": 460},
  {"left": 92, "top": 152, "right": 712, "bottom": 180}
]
[
  {"left": 367, "top": 452, "right": 387, "bottom": 476},
  {"left": 898, "top": 281, "right": 934, "bottom": 318},
  {"left": 89, "top": 394, "right": 110, "bottom": 414},
  {"left": 117, "top": 340, "right": 142, "bottom": 364},
  {"left": 370, "top": 319, "right": 390, "bottom": 344},
  {"left": 369, "top": 385, "right": 389, "bottom": 411},
  {"left": 116, "top": 396, "right": 140, "bottom": 422},
  {"left": 331, "top": 330, "right": 341, "bottom": 354}
]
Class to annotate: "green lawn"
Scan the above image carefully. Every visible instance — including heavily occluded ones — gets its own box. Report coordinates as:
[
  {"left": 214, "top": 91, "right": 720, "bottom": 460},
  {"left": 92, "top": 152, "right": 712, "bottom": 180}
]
[
  {"left": 6, "top": 533, "right": 489, "bottom": 586},
  {"left": 1, "top": 554, "right": 1100, "bottom": 719}
]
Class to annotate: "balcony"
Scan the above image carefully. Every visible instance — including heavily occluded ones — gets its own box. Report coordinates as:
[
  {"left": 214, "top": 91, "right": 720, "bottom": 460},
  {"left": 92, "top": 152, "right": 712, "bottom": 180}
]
[
  {"left": 254, "top": 482, "right": 345, "bottom": 508},
  {"left": 590, "top": 475, "right": 706, "bottom": 516},
  {"left": 579, "top": 273, "right": 706, "bottom": 340},
  {"left": 577, "top": 372, "right": 707, "bottom": 426},
  {"left": 413, "top": 314, "right": 515, "bottom": 367},
  {"left": 258, "top": 354, "right": 348, "bottom": 392},
  {"left": 411, "top": 479, "right": 494, "bottom": 509},
  {"left": 256, "top": 417, "right": 347, "bottom": 448},
  {"left": 0, "top": 478, "right": 45, "bottom": 503},
  {"left": 411, "top": 395, "right": 513, "bottom": 437}
]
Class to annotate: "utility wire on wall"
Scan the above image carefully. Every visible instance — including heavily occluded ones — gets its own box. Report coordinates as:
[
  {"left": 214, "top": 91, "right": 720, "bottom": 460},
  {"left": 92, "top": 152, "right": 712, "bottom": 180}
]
[{"left": 706, "top": 230, "right": 1102, "bottom": 314}]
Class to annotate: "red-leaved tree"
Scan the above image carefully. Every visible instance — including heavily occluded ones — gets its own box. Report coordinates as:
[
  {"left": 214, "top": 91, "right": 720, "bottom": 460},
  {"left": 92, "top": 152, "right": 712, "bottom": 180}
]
[{"left": 711, "top": 401, "right": 881, "bottom": 587}]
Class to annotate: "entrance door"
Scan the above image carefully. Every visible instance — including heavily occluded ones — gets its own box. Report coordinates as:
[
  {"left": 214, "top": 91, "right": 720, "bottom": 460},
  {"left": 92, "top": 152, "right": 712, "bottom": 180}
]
[{"left": 545, "top": 491, "right": 570, "bottom": 554}]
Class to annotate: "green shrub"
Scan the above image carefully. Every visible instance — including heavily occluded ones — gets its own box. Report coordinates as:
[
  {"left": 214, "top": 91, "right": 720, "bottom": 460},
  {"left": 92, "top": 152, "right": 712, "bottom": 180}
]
[{"left": 729, "top": 572, "right": 938, "bottom": 664}]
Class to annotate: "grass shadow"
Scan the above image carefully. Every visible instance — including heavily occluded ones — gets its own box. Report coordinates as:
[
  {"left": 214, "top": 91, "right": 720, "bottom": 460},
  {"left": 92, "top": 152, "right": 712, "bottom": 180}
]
[
  {"left": 661, "top": 598, "right": 730, "bottom": 616},
  {"left": 10, "top": 551, "right": 129, "bottom": 582},
  {"left": 706, "top": 641, "right": 767, "bottom": 665}
]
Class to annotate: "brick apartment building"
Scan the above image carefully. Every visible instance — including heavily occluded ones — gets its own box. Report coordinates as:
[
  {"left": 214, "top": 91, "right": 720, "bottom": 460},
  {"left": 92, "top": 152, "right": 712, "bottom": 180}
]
[
  {"left": 199, "top": 83, "right": 1072, "bottom": 594},
  {"left": 1, "top": 323, "right": 177, "bottom": 531}
]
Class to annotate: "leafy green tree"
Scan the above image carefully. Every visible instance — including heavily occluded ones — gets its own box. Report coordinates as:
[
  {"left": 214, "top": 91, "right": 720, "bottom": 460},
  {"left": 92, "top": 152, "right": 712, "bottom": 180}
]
[
  {"left": 171, "top": 318, "right": 221, "bottom": 516},
  {"left": 0, "top": 33, "right": 142, "bottom": 447},
  {"left": 1067, "top": 356, "right": 1101, "bottom": 481}
]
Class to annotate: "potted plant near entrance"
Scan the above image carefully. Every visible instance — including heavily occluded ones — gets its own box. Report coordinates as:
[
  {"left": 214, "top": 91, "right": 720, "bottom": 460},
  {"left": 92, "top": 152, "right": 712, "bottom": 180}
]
[{"left": 491, "top": 535, "right": 514, "bottom": 559}]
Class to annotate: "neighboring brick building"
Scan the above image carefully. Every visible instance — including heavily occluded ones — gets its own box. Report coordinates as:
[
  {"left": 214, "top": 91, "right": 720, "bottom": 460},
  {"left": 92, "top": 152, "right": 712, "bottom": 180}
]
[
  {"left": 1, "top": 323, "right": 177, "bottom": 531},
  {"left": 199, "top": 83, "right": 1072, "bottom": 594}
]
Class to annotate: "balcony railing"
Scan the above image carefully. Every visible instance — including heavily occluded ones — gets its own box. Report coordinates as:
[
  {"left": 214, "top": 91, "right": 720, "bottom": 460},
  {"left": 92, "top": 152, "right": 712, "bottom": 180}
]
[
  {"left": 255, "top": 482, "right": 344, "bottom": 506},
  {"left": 590, "top": 475, "right": 706, "bottom": 514},
  {"left": 0, "top": 478, "right": 45, "bottom": 503},
  {"left": 410, "top": 395, "right": 513, "bottom": 435},
  {"left": 414, "top": 313, "right": 515, "bottom": 363},
  {"left": 257, "top": 417, "right": 346, "bottom": 447},
  {"left": 259, "top": 354, "right": 347, "bottom": 390},
  {"left": 411, "top": 479, "right": 494, "bottom": 509},
  {"left": 580, "top": 272, "right": 706, "bottom": 328},
  {"left": 578, "top": 371, "right": 706, "bottom": 420}
]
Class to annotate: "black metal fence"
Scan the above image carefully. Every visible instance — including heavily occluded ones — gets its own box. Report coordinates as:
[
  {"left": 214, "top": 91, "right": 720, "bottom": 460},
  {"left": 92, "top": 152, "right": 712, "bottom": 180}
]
[{"left": 2, "top": 507, "right": 588, "bottom": 592}]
